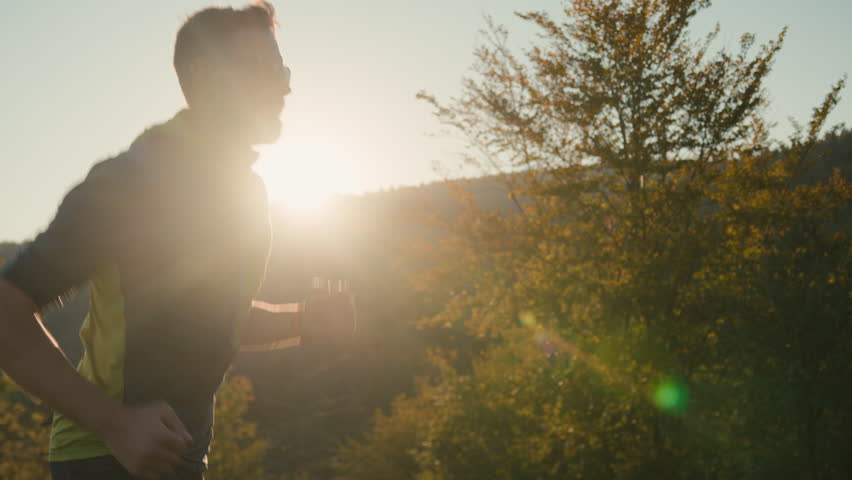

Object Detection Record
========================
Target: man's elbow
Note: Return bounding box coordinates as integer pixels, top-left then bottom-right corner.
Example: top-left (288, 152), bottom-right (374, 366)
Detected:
top-left (0, 279), bottom-right (40, 327)
top-left (0, 279), bottom-right (48, 366)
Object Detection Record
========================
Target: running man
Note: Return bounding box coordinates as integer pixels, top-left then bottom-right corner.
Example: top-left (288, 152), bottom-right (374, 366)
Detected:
top-left (0, 2), bottom-right (348, 479)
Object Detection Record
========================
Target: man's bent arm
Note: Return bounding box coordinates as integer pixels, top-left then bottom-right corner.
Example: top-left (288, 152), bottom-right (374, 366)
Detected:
top-left (0, 279), bottom-right (123, 440)
top-left (0, 123), bottom-right (194, 478)
top-left (239, 300), bottom-right (303, 351)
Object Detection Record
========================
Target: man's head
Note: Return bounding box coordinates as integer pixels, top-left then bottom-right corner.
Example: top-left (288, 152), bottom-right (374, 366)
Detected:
top-left (174, 1), bottom-right (290, 145)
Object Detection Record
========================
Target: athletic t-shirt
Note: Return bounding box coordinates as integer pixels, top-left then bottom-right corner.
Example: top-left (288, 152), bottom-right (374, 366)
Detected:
top-left (0, 110), bottom-right (272, 470)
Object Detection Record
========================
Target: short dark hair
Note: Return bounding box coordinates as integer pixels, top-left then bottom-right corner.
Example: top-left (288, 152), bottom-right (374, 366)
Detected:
top-left (174, 1), bottom-right (277, 103)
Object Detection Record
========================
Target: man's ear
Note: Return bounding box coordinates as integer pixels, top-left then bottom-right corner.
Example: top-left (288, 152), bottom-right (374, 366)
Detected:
top-left (183, 58), bottom-right (215, 105)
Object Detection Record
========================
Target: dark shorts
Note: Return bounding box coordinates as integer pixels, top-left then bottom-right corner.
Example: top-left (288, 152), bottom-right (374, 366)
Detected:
top-left (50, 455), bottom-right (204, 480)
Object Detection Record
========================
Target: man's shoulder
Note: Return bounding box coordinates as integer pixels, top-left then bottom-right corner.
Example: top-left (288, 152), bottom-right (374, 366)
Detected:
top-left (85, 151), bottom-right (139, 182)
top-left (85, 115), bottom-right (183, 183)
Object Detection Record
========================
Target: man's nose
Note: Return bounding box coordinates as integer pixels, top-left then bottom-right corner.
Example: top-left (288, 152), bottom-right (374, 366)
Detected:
top-left (280, 65), bottom-right (292, 96)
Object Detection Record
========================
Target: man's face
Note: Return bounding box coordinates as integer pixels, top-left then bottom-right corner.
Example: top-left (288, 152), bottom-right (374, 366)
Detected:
top-left (202, 27), bottom-right (290, 145)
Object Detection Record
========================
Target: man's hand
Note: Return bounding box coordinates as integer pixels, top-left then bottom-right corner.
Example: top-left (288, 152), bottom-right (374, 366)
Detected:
top-left (301, 292), bottom-right (357, 345)
top-left (105, 402), bottom-right (193, 480)
top-left (0, 280), bottom-right (194, 479)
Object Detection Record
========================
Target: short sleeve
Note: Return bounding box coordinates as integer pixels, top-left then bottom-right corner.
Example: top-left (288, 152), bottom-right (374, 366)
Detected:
top-left (1, 159), bottom-right (132, 309)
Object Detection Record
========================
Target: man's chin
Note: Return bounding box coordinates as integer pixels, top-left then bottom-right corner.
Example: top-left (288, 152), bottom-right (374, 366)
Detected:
top-left (245, 117), bottom-right (282, 146)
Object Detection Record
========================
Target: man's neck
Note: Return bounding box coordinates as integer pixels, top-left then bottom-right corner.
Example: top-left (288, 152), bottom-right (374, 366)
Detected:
top-left (182, 108), bottom-right (246, 146)
top-left (177, 108), bottom-right (259, 166)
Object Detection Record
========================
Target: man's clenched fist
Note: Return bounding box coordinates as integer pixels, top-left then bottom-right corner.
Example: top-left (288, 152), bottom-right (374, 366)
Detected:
top-left (302, 292), bottom-right (357, 345)
top-left (104, 402), bottom-right (193, 480)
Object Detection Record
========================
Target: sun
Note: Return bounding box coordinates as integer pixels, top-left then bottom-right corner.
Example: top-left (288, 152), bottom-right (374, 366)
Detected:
top-left (253, 136), bottom-right (352, 216)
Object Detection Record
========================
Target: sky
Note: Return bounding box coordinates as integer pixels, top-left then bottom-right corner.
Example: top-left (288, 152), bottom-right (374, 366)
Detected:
top-left (1, 0), bottom-right (850, 242)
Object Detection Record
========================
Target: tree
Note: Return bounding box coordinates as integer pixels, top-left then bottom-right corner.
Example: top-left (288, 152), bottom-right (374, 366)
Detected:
top-left (208, 370), bottom-right (273, 480)
top-left (342, 0), bottom-right (849, 478)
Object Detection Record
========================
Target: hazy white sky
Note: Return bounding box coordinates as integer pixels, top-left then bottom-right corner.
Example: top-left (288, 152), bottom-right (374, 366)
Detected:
top-left (1, 0), bottom-right (850, 242)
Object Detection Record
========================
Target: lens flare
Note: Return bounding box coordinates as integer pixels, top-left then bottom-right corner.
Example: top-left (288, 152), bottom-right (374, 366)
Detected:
top-left (518, 313), bottom-right (692, 415)
top-left (653, 379), bottom-right (690, 414)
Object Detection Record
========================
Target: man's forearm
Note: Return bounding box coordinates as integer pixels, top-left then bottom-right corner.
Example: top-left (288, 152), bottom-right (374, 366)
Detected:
top-left (239, 301), bottom-right (303, 351)
top-left (0, 280), bottom-right (123, 441)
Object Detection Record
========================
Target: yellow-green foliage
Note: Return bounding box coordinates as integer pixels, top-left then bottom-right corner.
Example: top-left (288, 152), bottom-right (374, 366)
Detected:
top-left (338, 388), bottom-right (431, 480)
top-left (208, 371), bottom-right (271, 480)
top-left (0, 376), bottom-right (50, 480)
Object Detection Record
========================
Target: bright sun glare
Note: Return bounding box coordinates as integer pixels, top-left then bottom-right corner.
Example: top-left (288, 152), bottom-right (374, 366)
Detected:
top-left (253, 137), bottom-right (353, 216)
